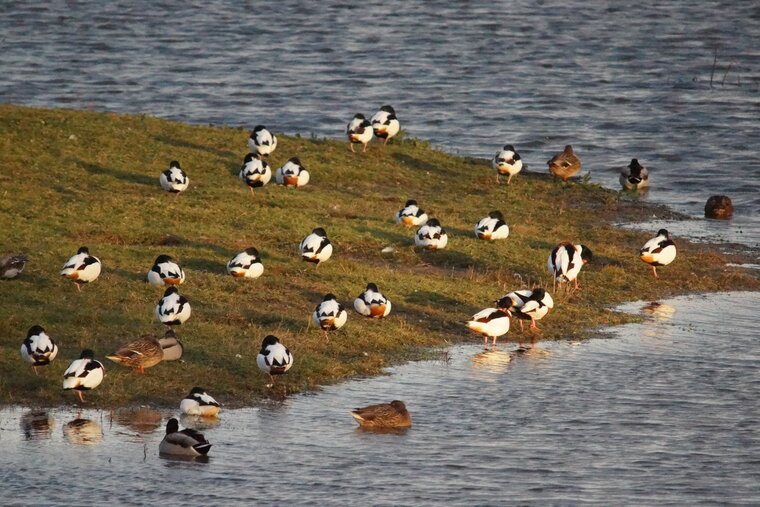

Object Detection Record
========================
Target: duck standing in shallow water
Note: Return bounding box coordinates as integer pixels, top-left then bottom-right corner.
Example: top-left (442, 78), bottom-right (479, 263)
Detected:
top-left (474, 210), bottom-right (510, 240)
top-left (495, 288), bottom-right (554, 332)
top-left (256, 335), bottom-right (293, 385)
top-left (640, 229), bottom-right (677, 278)
top-left (466, 308), bottom-right (511, 349)
top-left (548, 243), bottom-right (592, 290)
top-left (60, 246), bottom-right (101, 291)
top-left (354, 283), bottom-right (392, 318)
top-left (63, 349), bottom-right (105, 403)
top-left (159, 418), bottom-right (212, 457)
top-left (350, 400), bottom-right (412, 429)
top-left (619, 158), bottom-right (649, 190)
top-left (106, 336), bottom-right (163, 373)
top-left (300, 228), bottom-right (333, 266)
top-left (227, 247), bottom-right (264, 279)
top-left (275, 157), bottom-right (310, 187)
top-left (313, 294), bottom-right (347, 340)
top-left (370, 105), bottom-right (400, 146)
top-left (239, 153), bottom-right (272, 194)
top-left (395, 199), bottom-right (428, 227)
top-left (159, 160), bottom-right (189, 197)
top-left (1, 254), bottom-right (28, 279)
top-left (415, 218), bottom-right (448, 250)
top-left (347, 113), bottom-right (373, 153)
top-left (492, 145), bottom-right (523, 185)
top-left (247, 125), bottom-right (277, 157)
top-left (156, 286), bottom-right (191, 328)
top-left (547, 145), bottom-right (581, 181)
top-left (180, 387), bottom-right (221, 417)
top-left (148, 255), bottom-right (185, 286)
top-left (20, 325), bottom-right (58, 375)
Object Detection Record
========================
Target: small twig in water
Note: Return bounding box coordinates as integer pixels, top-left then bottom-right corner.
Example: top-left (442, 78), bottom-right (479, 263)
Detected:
top-left (710, 48), bottom-right (718, 89)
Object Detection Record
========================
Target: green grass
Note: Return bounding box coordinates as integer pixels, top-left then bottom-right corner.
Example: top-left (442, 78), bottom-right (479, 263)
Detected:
top-left (1, 105), bottom-right (758, 408)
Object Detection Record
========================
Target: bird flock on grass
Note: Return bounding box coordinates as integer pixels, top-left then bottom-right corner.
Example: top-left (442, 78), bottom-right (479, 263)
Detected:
top-left (4, 104), bottom-right (683, 455)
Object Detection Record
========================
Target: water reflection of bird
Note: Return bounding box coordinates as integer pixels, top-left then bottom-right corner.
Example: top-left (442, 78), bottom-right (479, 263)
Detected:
top-left (641, 301), bottom-right (676, 322)
top-left (350, 400), bottom-right (411, 429)
top-left (63, 417), bottom-right (103, 445)
top-left (20, 410), bottom-right (54, 440)
top-left (470, 350), bottom-right (512, 374)
top-left (110, 408), bottom-right (162, 434)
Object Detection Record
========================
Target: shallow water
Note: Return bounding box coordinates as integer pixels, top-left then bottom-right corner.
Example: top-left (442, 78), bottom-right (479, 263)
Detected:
top-left (3, 292), bottom-right (759, 505)
top-left (1, 1), bottom-right (759, 245)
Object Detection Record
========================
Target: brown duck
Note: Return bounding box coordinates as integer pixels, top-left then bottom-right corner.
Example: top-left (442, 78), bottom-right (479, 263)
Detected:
top-left (106, 336), bottom-right (163, 373)
top-left (350, 400), bottom-right (412, 429)
top-left (547, 145), bottom-right (581, 181)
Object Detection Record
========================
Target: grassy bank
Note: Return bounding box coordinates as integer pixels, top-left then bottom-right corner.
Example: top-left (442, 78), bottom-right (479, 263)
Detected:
top-left (1, 105), bottom-right (757, 408)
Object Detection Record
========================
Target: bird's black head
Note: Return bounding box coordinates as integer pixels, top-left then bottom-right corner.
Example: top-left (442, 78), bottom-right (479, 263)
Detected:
top-left (380, 105), bottom-right (395, 114)
top-left (494, 296), bottom-right (513, 311)
top-left (580, 245), bottom-right (593, 262)
top-left (503, 144), bottom-right (515, 152)
top-left (163, 286), bottom-right (179, 297)
top-left (243, 153), bottom-right (255, 163)
top-left (189, 386), bottom-right (206, 395)
top-left (77, 246), bottom-right (90, 255)
top-left (354, 113), bottom-right (366, 120)
top-left (155, 254), bottom-right (173, 264)
top-left (366, 282), bottom-right (379, 292)
top-left (261, 335), bottom-right (280, 347)
top-left (170, 160), bottom-right (181, 168)
top-left (657, 229), bottom-right (669, 237)
top-left (488, 210), bottom-right (504, 220)
top-left (405, 199), bottom-right (417, 207)
top-left (288, 157), bottom-right (302, 166)
top-left (427, 218), bottom-right (441, 227)
top-left (323, 293), bottom-right (337, 302)
top-left (312, 227), bottom-right (327, 237)
top-left (244, 247), bottom-right (259, 257)
top-left (252, 125), bottom-right (267, 134)
top-left (166, 418), bottom-right (179, 434)
top-left (27, 325), bottom-right (46, 337)
top-left (80, 349), bottom-right (95, 359)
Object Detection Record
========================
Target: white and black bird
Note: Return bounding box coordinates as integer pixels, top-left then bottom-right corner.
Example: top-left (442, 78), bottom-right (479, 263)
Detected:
top-left (159, 160), bottom-right (189, 196)
top-left (148, 254), bottom-right (185, 286)
top-left (156, 286), bottom-right (191, 328)
top-left (640, 229), bottom-right (677, 278)
top-left (239, 153), bottom-right (272, 194)
top-left (548, 243), bottom-right (593, 290)
top-left (466, 308), bottom-right (511, 349)
top-left (159, 418), bottom-right (212, 457)
top-left (227, 247), bottom-right (264, 279)
top-left (474, 210), bottom-right (510, 240)
top-left (312, 294), bottom-right (347, 340)
top-left (247, 125), bottom-right (278, 157)
top-left (370, 105), bottom-right (400, 145)
top-left (620, 158), bottom-right (650, 190)
top-left (415, 218), bottom-right (448, 250)
top-left (1, 254), bottom-right (28, 279)
top-left (63, 349), bottom-right (105, 403)
top-left (60, 246), bottom-right (101, 291)
top-left (492, 145), bottom-right (523, 185)
top-left (159, 329), bottom-right (184, 361)
top-left (495, 288), bottom-right (554, 332)
top-left (256, 335), bottom-right (293, 384)
top-left (354, 283), bottom-right (392, 318)
top-left (395, 199), bottom-right (428, 227)
top-left (20, 325), bottom-right (59, 375)
top-left (300, 227), bottom-right (333, 266)
top-left (180, 387), bottom-right (221, 417)
top-left (275, 157), bottom-right (310, 187)
top-left (347, 113), bottom-right (373, 153)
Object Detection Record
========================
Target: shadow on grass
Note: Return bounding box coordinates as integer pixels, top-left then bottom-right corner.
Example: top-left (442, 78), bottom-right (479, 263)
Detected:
top-left (414, 248), bottom-right (476, 270)
top-left (104, 266), bottom-right (145, 283)
top-left (242, 308), bottom-right (307, 332)
top-left (78, 160), bottom-right (154, 186)
top-left (183, 257), bottom-right (224, 276)
top-left (154, 134), bottom-right (238, 159)
top-left (365, 227), bottom-right (414, 247)
top-left (392, 153), bottom-right (457, 178)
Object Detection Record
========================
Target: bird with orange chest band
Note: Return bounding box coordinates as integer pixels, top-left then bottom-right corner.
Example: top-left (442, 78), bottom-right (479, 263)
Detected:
top-left (347, 113), bottom-right (373, 153)
top-left (275, 157), bottom-right (310, 187)
top-left (227, 247), bottom-right (264, 279)
top-left (548, 243), bottom-right (592, 290)
top-left (354, 283), bottom-right (392, 318)
top-left (370, 105), bottom-right (400, 145)
top-left (639, 229), bottom-right (677, 278)
top-left (60, 246), bottom-right (101, 291)
top-left (492, 144), bottom-right (523, 185)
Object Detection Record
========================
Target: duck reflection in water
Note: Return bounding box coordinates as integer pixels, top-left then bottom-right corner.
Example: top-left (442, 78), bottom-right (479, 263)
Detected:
top-left (20, 410), bottom-right (55, 441)
top-left (63, 416), bottom-right (103, 446)
top-left (640, 301), bottom-right (676, 339)
top-left (470, 350), bottom-right (512, 374)
top-left (109, 408), bottom-right (162, 434)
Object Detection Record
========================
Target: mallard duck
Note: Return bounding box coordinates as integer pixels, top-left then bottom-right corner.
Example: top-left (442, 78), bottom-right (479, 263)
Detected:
top-left (548, 243), bottom-right (592, 290)
top-left (370, 105), bottom-right (400, 145)
top-left (1, 254), bottom-right (28, 279)
top-left (353, 282), bottom-right (392, 318)
top-left (106, 336), bottom-right (163, 373)
top-left (275, 157), bottom-right (310, 187)
top-left (159, 160), bottom-right (189, 196)
top-left (474, 210), bottom-right (510, 240)
top-left (60, 246), bottom-right (101, 291)
top-left (20, 325), bottom-right (59, 375)
top-left (300, 227), bottom-right (333, 266)
top-left (350, 400), bottom-right (412, 429)
top-left (239, 153), bottom-right (272, 194)
top-left (547, 145), bottom-right (581, 181)
top-left (640, 229), bottom-right (677, 278)
top-left (312, 294), bottom-right (347, 340)
top-left (705, 195), bottom-right (734, 219)
top-left (156, 286), bottom-right (191, 328)
top-left (395, 199), bottom-right (428, 227)
top-left (415, 218), bottom-right (448, 249)
top-left (492, 145), bottom-right (523, 184)
top-left (63, 349), bottom-right (105, 403)
top-left (180, 387), bottom-right (221, 417)
top-left (158, 329), bottom-right (184, 361)
top-left (619, 158), bottom-right (649, 190)
top-left (347, 113), bottom-right (373, 153)
top-left (147, 254), bottom-right (185, 286)
top-left (159, 418), bottom-right (212, 456)
top-left (247, 125), bottom-right (277, 157)
top-left (467, 308), bottom-right (511, 348)
top-left (227, 247), bottom-right (264, 279)
top-left (256, 335), bottom-right (293, 384)
top-left (495, 288), bottom-right (554, 332)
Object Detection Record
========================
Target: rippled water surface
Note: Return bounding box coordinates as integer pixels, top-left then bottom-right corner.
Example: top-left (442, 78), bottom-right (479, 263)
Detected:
top-left (1, 1), bottom-right (759, 244)
top-left (3, 292), bottom-right (759, 505)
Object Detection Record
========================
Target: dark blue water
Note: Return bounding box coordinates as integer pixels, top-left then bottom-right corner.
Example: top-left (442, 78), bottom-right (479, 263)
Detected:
top-left (1, 1), bottom-right (758, 244)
